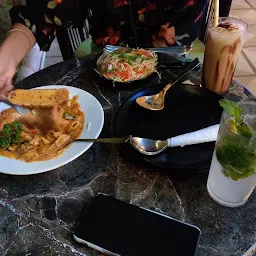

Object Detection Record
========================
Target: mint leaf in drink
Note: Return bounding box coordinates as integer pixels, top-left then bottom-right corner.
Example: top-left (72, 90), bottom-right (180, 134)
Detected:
top-left (216, 100), bottom-right (256, 180)
top-left (216, 135), bottom-right (256, 181)
top-left (251, 121), bottom-right (256, 131)
top-left (236, 123), bottom-right (254, 139)
top-left (219, 99), bottom-right (242, 124)
top-left (219, 99), bottom-right (254, 139)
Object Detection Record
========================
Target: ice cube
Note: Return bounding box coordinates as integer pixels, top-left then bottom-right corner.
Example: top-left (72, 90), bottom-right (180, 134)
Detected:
top-left (244, 115), bottom-right (256, 133)
top-left (239, 101), bottom-right (256, 116)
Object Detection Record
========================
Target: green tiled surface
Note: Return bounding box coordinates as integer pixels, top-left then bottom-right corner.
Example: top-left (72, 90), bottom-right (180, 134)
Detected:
top-left (188, 39), bottom-right (205, 64)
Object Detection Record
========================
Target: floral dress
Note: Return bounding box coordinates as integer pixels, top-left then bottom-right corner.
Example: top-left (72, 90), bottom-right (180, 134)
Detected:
top-left (10, 0), bottom-right (208, 52)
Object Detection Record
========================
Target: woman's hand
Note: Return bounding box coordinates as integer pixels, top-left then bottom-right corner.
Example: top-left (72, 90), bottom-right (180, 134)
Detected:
top-left (152, 23), bottom-right (176, 47)
top-left (0, 23), bottom-right (36, 99)
top-left (0, 49), bottom-right (16, 99)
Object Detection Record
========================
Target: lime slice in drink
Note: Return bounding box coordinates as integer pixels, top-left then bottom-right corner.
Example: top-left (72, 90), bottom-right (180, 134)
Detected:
top-left (227, 118), bottom-right (237, 134)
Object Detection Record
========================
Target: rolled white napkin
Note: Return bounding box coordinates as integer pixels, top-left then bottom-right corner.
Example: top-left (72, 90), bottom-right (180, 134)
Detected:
top-left (168, 124), bottom-right (220, 147)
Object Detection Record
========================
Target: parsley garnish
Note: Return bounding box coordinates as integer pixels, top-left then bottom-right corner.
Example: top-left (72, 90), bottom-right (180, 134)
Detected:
top-left (110, 50), bottom-right (150, 66)
top-left (0, 122), bottom-right (23, 149)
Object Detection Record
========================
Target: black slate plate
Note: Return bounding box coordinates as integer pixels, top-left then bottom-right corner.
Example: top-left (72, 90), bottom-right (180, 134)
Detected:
top-left (114, 83), bottom-right (223, 172)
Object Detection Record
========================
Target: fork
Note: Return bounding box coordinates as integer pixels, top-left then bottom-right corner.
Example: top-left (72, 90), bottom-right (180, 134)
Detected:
top-left (1, 100), bottom-right (32, 116)
top-left (104, 44), bottom-right (192, 55)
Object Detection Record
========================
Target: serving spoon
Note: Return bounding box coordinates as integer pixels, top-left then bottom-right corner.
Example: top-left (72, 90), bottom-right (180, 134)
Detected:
top-left (75, 124), bottom-right (219, 156)
top-left (135, 58), bottom-right (200, 111)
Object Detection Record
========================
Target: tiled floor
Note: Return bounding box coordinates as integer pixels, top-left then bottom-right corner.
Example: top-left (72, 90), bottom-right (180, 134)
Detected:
top-left (43, 0), bottom-right (256, 95)
top-left (44, 38), bottom-right (63, 68)
top-left (230, 0), bottom-right (256, 95)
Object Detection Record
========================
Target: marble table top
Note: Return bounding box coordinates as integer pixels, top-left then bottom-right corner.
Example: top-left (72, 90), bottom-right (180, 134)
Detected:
top-left (0, 55), bottom-right (255, 256)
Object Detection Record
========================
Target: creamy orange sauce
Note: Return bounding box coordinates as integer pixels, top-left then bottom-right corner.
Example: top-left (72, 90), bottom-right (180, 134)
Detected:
top-left (0, 96), bottom-right (84, 162)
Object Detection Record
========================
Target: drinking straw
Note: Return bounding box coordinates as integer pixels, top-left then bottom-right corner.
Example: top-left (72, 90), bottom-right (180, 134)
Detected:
top-left (214, 0), bottom-right (219, 28)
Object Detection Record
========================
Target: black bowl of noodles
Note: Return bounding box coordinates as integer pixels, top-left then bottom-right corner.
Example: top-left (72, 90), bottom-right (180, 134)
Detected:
top-left (95, 48), bottom-right (195, 90)
top-left (95, 48), bottom-right (161, 88)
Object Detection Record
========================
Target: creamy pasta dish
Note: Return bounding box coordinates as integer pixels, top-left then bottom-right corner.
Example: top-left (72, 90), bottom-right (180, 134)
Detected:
top-left (0, 95), bottom-right (84, 162)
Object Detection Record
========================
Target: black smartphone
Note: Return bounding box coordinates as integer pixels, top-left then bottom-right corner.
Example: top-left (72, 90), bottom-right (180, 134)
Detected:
top-left (74, 194), bottom-right (201, 256)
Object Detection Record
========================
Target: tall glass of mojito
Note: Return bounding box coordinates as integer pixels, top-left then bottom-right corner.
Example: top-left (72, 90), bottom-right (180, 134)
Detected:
top-left (207, 100), bottom-right (256, 207)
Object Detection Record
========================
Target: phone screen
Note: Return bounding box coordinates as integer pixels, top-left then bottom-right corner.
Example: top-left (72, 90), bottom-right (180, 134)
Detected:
top-left (74, 194), bottom-right (200, 256)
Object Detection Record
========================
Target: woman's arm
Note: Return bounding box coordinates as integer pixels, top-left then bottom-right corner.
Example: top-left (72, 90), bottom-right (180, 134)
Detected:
top-left (1, 23), bottom-right (36, 66)
top-left (0, 23), bottom-right (36, 99)
top-left (0, 0), bottom-right (58, 99)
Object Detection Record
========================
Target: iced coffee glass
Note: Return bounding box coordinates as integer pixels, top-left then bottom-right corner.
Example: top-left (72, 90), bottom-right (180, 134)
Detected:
top-left (207, 102), bottom-right (256, 207)
top-left (202, 17), bottom-right (248, 93)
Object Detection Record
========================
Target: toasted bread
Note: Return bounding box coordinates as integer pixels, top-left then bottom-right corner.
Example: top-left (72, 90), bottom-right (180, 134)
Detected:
top-left (7, 89), bottom-right (69, 108)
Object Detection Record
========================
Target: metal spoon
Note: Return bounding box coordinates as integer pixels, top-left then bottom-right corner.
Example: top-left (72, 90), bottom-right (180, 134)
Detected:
top-left (135, 58), bottom-right (200, 111)
top-left (75, 124), bottom-right (219, 155)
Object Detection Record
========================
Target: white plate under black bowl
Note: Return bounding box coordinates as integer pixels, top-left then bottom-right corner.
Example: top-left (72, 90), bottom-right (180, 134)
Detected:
top-left (114, 83), bottom-right (223, 173)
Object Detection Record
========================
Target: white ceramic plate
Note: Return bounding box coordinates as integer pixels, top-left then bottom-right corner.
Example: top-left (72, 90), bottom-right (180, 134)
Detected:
top-left (0, 85), bottom-right (104, 175)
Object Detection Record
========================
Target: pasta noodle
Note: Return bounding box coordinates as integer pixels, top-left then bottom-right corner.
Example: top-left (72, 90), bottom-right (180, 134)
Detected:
top-left (97, 48), bottom-right (159, 83)
top-left (41, 137), bottom-right (50, 145)
top-left (68, 121), bottom-right (80, 131)
top-left (48, 130), bottom-right (56, 138)
top-left (54, 134), bottom-right (71, 148)
top-left (48, 134), bottom-right (71, 152)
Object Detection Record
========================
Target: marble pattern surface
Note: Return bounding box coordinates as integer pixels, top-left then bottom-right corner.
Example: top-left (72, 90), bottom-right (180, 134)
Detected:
top-left (0, 56), bottom-right (255, 256)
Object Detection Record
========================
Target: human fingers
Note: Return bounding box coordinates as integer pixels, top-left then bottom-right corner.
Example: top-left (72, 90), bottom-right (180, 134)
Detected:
top-left (0, 78), bottom-right (13, 99)
top-left (0, 77), bottom-right (8, 99)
